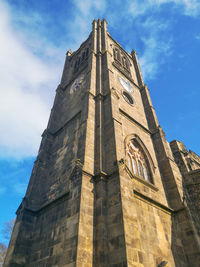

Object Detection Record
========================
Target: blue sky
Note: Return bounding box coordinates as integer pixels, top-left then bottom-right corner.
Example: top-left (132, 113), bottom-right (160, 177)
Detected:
top-left (0, 0), bottom-right (200, 245)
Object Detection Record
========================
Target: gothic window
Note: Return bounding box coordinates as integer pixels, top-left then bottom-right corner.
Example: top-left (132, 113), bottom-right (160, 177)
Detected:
top-left (127, 140), bottom-right (152, 182)
top-left (187, 163), bottom-right (192, 171)
top-left (143, 164), bottom-right (148, 181)
top-left (113, 48), bottom-right (116, 60)
top-left (85, 48), bottom-right (89, 58)
top-left (122, 56), bottom-right (130, 71)
top-left (74, 60), bottom-right (79, 72)
top-left (138, 161), bottom-right (143, 177)
top-left (113, 48), bottom-right (121, 62)
top-left (81, 52), bottom-right (85, 61)
top-left (74, 57), bottom-right (81, 72)
top-left (74, 48), bottom-right (89, 73)
top-left (131, 156), bottom-right (137, 174)
top-left (128, 153), bottom-right (132, 170)
top-left (113, 46), bottom-right (131, 77)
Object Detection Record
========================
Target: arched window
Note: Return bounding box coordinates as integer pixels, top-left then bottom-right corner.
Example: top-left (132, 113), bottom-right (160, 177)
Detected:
top-left (85, 48), bottom-right (89, 58)
top-left (128, 153), bottom-right (132, 171)
top-left (113, 48), bottom-right (117, 60)
top-left (143, 164), bottom-right (148, 181)
top-left (81, 52), bottom-right (85, 61)
top-left (127, 140), bottom-right (152, 182)
top-left (74, 60), bottom-right (79, 72)
top-left (131, 157), bottom-right (137, 174)
top-left (122, 56), bottom-right (129, 70)
top-left (74, 48), bottom-right (89, 73)
top-left (138, 161), bottom-right (143, 177)
top-left (113, 48), bottom-right (121, 62)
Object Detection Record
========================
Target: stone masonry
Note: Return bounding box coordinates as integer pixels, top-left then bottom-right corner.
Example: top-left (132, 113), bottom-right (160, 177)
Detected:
top-left (4, 19), bottom-right (200, 267)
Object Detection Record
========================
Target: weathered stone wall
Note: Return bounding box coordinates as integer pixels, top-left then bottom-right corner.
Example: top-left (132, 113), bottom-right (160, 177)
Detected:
top-left (185, 170), bottom-right (200, 217)
top-left (170, 140), bottom-right (200, 256)
top-left (4, 19), bottom-right (200, 267)
top-left (119, 166), bottom-right (176, 266)
top-left (26, 167), bottom-right (81, 267)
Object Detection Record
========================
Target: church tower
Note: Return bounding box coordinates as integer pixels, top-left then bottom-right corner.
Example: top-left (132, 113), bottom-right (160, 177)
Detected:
top-left (4, 19), bottom-right (200, 267)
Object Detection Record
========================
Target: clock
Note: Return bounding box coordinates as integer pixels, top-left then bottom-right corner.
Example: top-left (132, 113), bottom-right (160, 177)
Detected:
top-left (122, 91), bottom-right (134, 105)
top-left (70, 74), bottom-right (85, 94)
top-left (119, 76), bottom-right (133, 93)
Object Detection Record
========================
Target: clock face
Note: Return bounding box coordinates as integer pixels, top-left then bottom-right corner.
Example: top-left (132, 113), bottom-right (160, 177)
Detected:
top-left (122, 91), bottom-right (134, 105)
top-left (70, 74), bottom-right (85, 94)
top-left (119, 76), bottom-right (133, 93)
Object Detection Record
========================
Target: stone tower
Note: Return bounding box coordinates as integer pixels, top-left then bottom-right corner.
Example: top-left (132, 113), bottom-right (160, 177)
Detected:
top-left (4, 19), bottom-right (200, 267)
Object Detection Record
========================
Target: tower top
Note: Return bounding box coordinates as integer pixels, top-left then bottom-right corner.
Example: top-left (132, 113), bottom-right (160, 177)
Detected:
top-left (92, 18), bottom-right (107, 24)
top-left (4, 18), bottom-right (200, 267)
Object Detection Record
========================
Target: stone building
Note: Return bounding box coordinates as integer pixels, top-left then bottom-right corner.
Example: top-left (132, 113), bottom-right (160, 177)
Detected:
top-left (4, 19), bottom-right (200, 267)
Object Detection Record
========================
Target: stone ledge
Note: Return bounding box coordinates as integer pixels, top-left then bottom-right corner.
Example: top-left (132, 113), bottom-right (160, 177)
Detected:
top-left (125, 164), bottom-right (158, 192)
top-left (133, 190), bottom-right (173, 215)
top-left (22, 191), bottom-right (70, 216)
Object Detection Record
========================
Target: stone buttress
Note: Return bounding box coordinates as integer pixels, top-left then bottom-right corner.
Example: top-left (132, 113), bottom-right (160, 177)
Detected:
top-left (4, 19), bottom-right (200, 267)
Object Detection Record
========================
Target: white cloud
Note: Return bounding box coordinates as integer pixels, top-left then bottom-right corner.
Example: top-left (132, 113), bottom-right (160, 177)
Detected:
top-left (73, 0), bottom-right (106, 16)
top-left (128, 0), bottom-right (150, 17)
top-left (127, 0), bottom-right (200, 17)
top-left (139, 36), bottom-right (171, 80)
top-left (137, 18), bottom-right (172, 79)
top-left (66, 0), bottom-right (107, 50)
top-left (0, 1), bottom-right (62, 159)
top-left (12, 182), bottom-right (27, 196)
top-left (195, 34), bottom-right (200, 40)
top-left (0, 0), bottom-right (108, 159)
top-left (0, 0), bottom-right (199, 160)
top-left (109, 0), bottom-right (200, 78)
top-left (177, 0), bottom-right (200, 16)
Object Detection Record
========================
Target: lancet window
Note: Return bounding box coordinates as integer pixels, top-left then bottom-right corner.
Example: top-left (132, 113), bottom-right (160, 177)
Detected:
top-left (122, 56), bottom-right (130, 71)
top-left (74, 47), bottom-right (89, 73)
top-left (85, 48), bottom-right (89, 58)
top-left (113, 48), bottom-right (121, 62)
top-left (113, 46), bottom-right (131, 74)
top-left (81, 51), bottom-right (85, 62)
top-left (127, 140), bottom-right (151, 182)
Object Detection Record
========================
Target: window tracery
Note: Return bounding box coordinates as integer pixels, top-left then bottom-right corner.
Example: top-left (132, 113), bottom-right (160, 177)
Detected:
top-left (122, 56), bottom-right (129, 70)
top-left (127, 140), bottom-right (152, 182)
top-left (113, 48), bottom-right (121, 62)
top-left (113, 46), bottom-right (131, 75)
top-left (74, 47), bottom-right (89, 73)
top-left (81, 52), bottom-right (85, 61)
top-left (85, 48), bottom-right (89, 58)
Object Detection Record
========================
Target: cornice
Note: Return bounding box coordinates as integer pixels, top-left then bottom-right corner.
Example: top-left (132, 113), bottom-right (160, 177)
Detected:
top-left (133, 190), bottom-right (173, 215)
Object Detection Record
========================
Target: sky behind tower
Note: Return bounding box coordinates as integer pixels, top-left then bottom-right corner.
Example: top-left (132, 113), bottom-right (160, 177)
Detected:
top-left (0, 0), bottom-right (200, 244)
